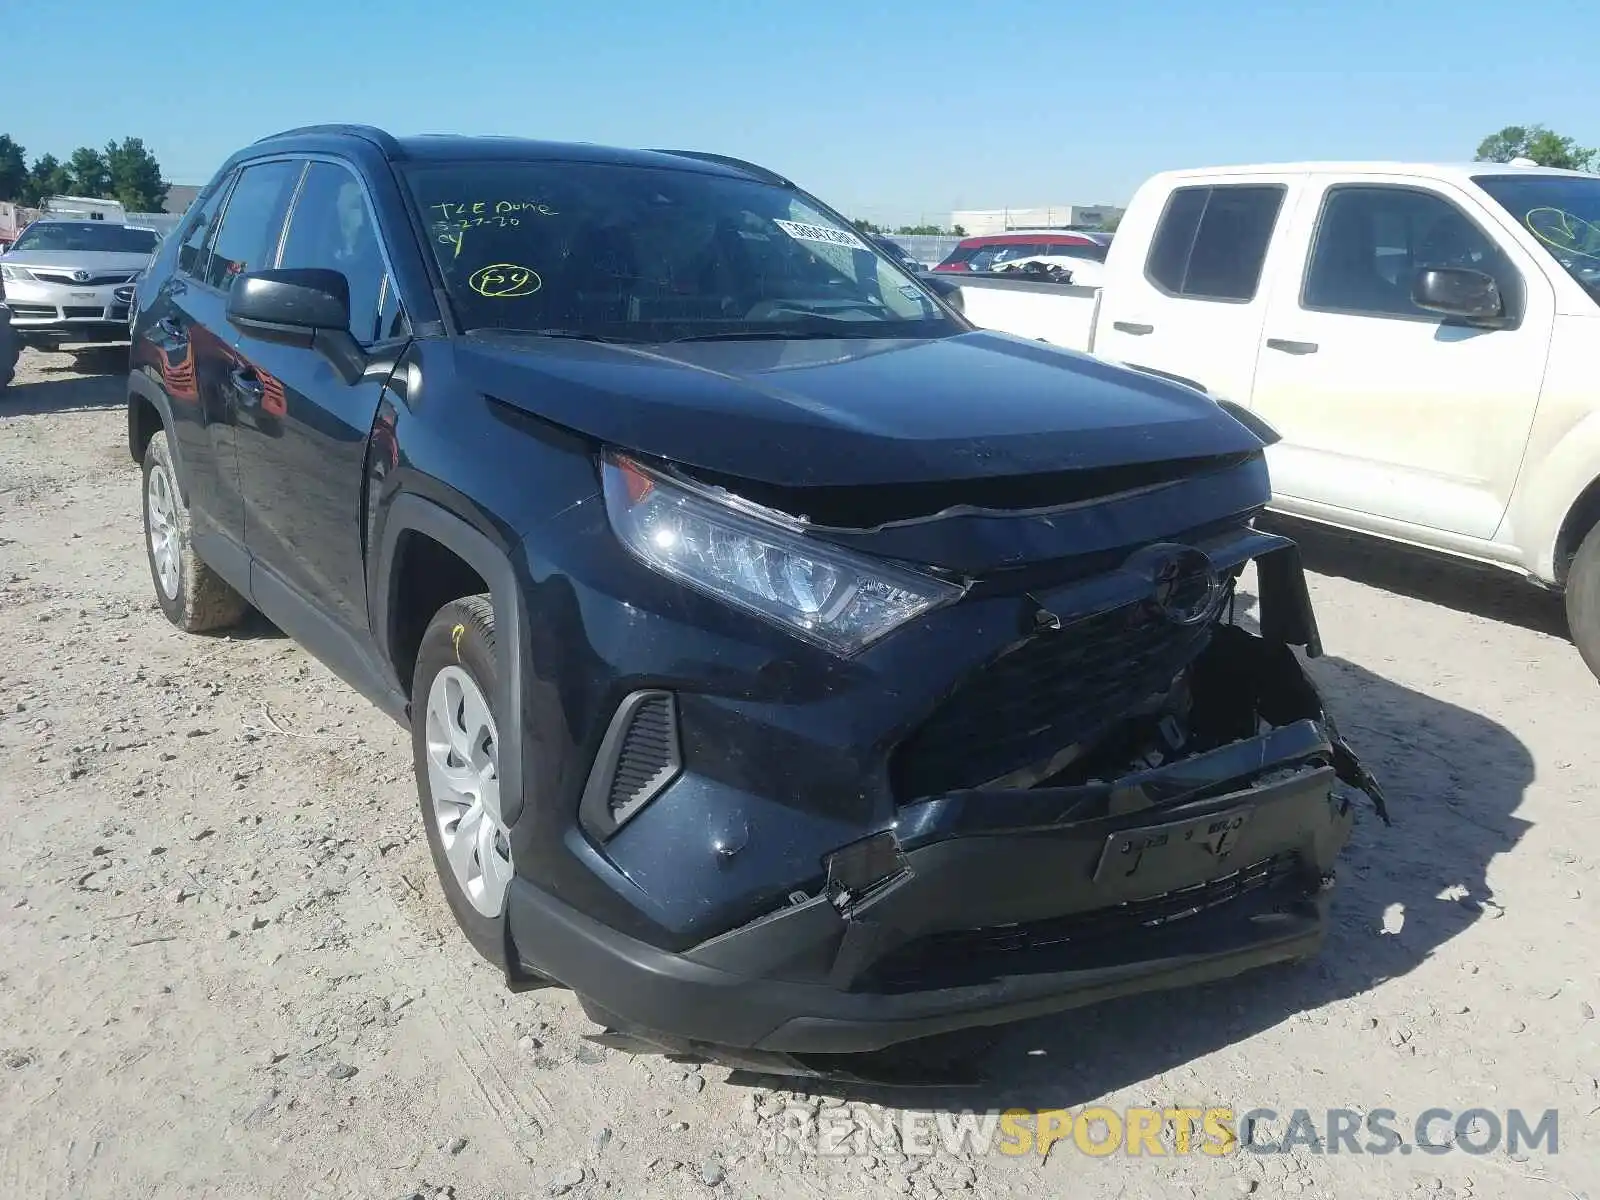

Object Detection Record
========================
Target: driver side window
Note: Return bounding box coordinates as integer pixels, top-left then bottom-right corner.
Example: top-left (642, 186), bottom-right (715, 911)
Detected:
top-left (1303, 186), bottom-right (1512, 319)
top-left (278, 162), bottom-right (394, 345)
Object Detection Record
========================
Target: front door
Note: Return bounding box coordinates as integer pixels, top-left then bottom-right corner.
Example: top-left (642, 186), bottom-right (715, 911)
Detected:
top-left (1247, 179), bottom-right (1554, 541)
top-left (232, 159), bottom-right (409, 639)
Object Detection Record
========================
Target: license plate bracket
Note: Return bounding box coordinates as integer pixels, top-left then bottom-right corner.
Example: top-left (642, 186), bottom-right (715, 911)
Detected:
top-left (1092, 806), bottom-right (1256, 885)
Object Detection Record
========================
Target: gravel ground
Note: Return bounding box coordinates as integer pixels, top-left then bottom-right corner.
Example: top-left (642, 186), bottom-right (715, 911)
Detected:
top-left (2, 347), bottom-right (1596, 1200)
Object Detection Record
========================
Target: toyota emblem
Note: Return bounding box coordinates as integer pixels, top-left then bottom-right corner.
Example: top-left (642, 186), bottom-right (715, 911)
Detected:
top-left (72, 270), bottom-right (91, 283)
top-left (1125, 543), bottom-right (1220, 626)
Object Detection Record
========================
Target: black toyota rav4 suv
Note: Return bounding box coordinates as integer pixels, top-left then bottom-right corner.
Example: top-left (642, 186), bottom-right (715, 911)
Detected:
top-left (127, 125), bottom-right (1383, 1076)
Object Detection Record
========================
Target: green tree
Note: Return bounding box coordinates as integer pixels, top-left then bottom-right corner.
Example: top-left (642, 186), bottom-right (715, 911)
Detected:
top-left (951, 224), bottom-right (967, 237)
top-left (1098, 214), bottom-right (1122, 233)
top-left (851, 217), bottom-right (883, 234)
top-left (1475, 124), bottom-right (1597, 172)
top-left (69, 146), bottom-right (112, 197)
top-left (22, 154), bottom-right (73, 205)
top-left (0, 134), bottom-right (27, 202)
top-left (104, 137), bottom-right (168, 211)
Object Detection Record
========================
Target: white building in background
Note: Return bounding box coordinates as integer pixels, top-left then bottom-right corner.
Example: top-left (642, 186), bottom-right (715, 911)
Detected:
top-left (950, 204), bottom-right (1124, 234)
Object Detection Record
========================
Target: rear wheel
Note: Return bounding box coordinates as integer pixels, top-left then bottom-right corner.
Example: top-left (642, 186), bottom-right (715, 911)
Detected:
top-left (0, 316), bottom-right (17, 394)
top-left (412, 595), bottom-right (518, 965)
top-left (1565, 523), bottom-right (1600, 682)
top-left (141, 431), bottom-right (249, 632)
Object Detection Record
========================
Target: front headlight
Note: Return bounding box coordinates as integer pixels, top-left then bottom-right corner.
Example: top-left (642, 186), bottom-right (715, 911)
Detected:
top-left (602, 451), bottom-right (961, 655)
top-left (0, 264), bottom-right (35, 283)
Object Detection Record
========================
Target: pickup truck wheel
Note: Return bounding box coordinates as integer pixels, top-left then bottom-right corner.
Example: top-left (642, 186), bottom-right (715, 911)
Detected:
top-left (412, 596), bottom-right (516, 965)
top-left (141, 431), bottom-right (249, 632)
top-left (1565, 525), bottom-right (1600, 681)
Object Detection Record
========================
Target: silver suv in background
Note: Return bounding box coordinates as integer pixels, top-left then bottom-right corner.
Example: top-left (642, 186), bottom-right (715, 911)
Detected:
top-left (0, 220), bottom-right (160, 349)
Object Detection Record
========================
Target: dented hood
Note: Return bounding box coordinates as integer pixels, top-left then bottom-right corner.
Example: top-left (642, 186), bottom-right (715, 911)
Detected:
top-left (456, 329), bottom-right (1265, 489)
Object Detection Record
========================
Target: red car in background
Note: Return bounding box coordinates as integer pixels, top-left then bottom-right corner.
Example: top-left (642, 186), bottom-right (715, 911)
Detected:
top-left (932, 231), bottom-right (1110, 274)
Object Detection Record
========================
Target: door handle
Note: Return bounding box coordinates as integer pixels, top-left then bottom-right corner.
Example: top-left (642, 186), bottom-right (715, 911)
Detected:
top-left (229, 366), bottom-right (265, 406)
top-left (1112, 321), bottom-right (1154, 335)
top-left (1266, 338), bottom-right (1319, 355)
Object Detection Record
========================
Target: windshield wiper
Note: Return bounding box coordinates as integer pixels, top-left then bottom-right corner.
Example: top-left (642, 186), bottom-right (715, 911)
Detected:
top-left (668, 326), bottom-right (884, 343)
top-left (480, 328), bottom-right (640, 344)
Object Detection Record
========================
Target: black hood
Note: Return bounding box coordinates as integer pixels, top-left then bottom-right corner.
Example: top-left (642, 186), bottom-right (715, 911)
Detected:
top-left (456, 329), bottom-right (1265, 490)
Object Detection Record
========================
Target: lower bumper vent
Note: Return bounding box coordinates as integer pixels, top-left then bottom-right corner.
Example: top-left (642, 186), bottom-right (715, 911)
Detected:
top-left (579, 690), bottom-right (682, 839)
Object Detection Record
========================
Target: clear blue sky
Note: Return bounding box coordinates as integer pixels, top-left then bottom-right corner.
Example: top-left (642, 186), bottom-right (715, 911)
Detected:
top-left (9, 0), bottom-right (1598, 225)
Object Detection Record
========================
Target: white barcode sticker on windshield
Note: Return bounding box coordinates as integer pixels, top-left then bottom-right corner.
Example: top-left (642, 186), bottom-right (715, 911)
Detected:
top-left (773, 219), bottom-right (867, 250)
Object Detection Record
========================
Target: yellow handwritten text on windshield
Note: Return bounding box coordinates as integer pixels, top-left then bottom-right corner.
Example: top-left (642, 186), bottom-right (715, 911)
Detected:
top-left (429, 201), bottom-right (559, 258)
top-left (1526, 207), bottom-right (1600, 262)
top-left (468, 263), bottom-right (542, 298)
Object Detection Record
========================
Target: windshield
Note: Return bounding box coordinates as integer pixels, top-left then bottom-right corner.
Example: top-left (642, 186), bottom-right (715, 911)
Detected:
top-left (10, 222), bottom-right (159, 254)
top-left (404, 160), bottom-right (959, 341)
top-left (1475, 174), bottom-right (1600, 305)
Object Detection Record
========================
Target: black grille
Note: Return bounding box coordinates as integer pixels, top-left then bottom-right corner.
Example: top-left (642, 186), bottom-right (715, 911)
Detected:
top-left (869, 852), bottom-right (1301, 990)
top-left (608, 693), bottom-right (679, 820)
top-left (9, 303), bottom-right (55, 317)
top-left (32, 271), bottom-right (135, 286)
top-left (63, 306), bottom-right (104, 318)
top-left (893, 601), bottom-right (1213, 797)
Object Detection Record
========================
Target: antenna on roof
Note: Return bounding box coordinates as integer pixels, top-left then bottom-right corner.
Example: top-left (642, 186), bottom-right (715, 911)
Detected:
top-left (1508, 156), bottom-right (1540, 167)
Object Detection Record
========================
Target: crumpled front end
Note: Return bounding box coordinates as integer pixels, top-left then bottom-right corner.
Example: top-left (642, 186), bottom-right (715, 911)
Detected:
top-left (508, 534), bottom-right (1386, 1077)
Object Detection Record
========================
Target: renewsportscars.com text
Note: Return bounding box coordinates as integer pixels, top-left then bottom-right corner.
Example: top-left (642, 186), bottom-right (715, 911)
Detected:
top-left (762, 1105), bottom-right (1560, 1159)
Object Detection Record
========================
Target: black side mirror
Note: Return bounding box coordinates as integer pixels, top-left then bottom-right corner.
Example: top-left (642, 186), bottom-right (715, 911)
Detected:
top-left (227, 268), bottom-right (368, 383)
top-left (1412, 267), bottom-right (1505, 324)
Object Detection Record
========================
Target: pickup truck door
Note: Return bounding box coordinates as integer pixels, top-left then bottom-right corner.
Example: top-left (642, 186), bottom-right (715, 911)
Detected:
top-left (1092, 178), bottom-right (1303, 405)
top-left (1247, 177), bottom-right (1554, 542)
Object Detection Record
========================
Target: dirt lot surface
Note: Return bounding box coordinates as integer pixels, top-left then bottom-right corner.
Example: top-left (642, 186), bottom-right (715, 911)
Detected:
top-left (2, 347), bottom-right (1597, 1200)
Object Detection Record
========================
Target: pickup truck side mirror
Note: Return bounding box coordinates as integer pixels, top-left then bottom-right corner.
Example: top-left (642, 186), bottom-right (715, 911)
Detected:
top-left (227, 268), bottom-right (369, 384)
top-left (1411, 267), bottom-right (1505, 324)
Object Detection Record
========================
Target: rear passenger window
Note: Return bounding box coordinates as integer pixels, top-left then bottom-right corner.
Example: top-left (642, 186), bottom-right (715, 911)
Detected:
top-left (1145, 185), bottom-right (1285, 302)
top-left (176, 177), bottom-right (232, 281)
top-left (204, 160), bottom-right (303, 291)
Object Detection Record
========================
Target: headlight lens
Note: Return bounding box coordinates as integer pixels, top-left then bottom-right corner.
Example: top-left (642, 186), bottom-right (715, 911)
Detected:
top-left (1, 264), bottom-right (34, 283)
top-left (602, 451), bottom-right (961, 655)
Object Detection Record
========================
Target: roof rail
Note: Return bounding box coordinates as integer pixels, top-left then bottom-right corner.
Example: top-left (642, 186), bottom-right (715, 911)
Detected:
top-left (647, 149), bottom-right (792, 188)
top-left (253, 124), bottom-right (403, 156)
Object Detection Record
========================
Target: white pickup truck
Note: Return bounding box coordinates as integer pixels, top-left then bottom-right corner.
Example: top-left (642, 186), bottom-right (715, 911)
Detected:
top-left (949, 161), bottom-right (1600, 676)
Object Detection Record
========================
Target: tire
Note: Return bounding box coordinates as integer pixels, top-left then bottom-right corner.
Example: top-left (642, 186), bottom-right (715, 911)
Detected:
top-left (412, 595), bottom-right (519, 967)
top-left (0, 316), bottom-right (17, 394)
top-left (1566, 523), bottom-right (1600, 682)
top-left (140, 431), bottom-right (249, 632)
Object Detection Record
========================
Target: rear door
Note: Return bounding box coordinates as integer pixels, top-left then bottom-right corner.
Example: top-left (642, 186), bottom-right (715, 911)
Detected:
top-left (1247, 177), bottom-right (1554, 541)
top-left (143, 173), bottom-right (243, 546)
top-left (1093, 178), bottom-right (1300, 405)
top-left (170, 159), bottom-right (304, 553)
top-left (233, 159), bottom-right (409, 639)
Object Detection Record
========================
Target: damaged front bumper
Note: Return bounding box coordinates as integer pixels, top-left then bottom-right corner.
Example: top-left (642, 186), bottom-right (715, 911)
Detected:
top-left (506, 567), bottom-right (1386, 1072)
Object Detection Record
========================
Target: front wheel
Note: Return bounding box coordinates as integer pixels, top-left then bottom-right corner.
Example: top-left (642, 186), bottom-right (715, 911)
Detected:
top-left (1565, 523), bottom-right (1600, 682)
top-left (412, 595), bottom-right (518, 966)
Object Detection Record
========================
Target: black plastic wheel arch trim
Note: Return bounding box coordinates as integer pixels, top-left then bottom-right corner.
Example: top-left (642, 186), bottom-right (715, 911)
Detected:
top-left (372, 492), bottom-right (529, 830)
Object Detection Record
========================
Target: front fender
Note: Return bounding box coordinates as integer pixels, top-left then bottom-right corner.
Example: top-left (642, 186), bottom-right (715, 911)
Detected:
top-left (1503, 406), bottom-right (1600, 583)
